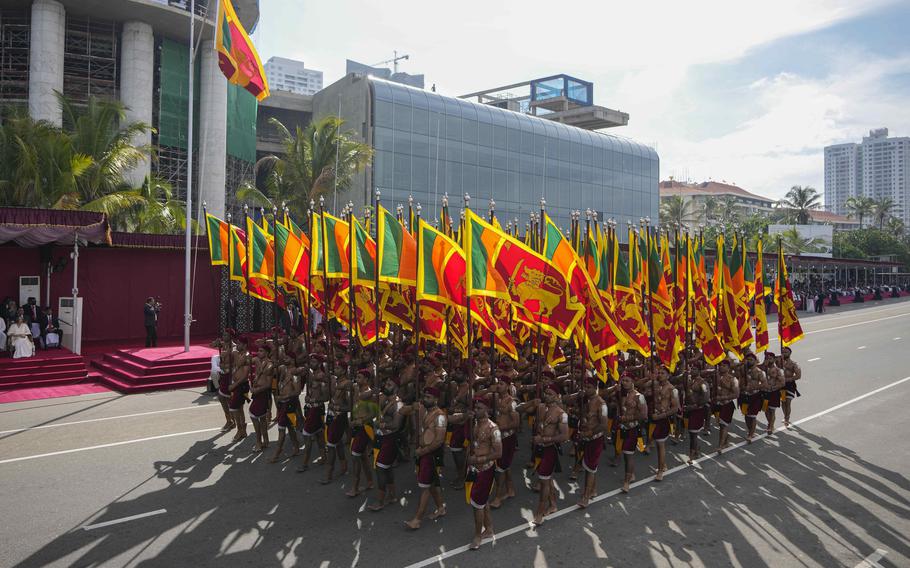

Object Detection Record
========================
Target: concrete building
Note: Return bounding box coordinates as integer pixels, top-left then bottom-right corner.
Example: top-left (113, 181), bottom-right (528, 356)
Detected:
top-left (460, 74), bottom-right (629, 131)
top-left (263, 56), bottom-right (322, 96)
top-left (312, 74), bottom-right (658, 232)
top-left (658, 180), bottom-right (776, 219)
top-left (0, 0), bottom-right (262, 218)
top-left (824, 128), bottom-right (910, 226)
top-left (346, 59), bottom-right (424, 89)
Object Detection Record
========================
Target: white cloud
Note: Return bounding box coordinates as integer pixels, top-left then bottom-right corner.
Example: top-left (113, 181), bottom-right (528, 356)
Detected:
top-left (653, 54), bottom-right (910, 200)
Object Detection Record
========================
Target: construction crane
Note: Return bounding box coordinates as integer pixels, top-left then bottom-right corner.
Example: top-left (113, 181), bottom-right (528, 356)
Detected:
top-left (372, 50), bottom-right (410, 74)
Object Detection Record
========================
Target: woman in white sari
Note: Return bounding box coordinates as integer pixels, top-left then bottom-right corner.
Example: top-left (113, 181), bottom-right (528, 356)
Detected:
top-left (0, 317), bottom-right (7, 352)
top-left (8, 316), bottom-right (35, 359)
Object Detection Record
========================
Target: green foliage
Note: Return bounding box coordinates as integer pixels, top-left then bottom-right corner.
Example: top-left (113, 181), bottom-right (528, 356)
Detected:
top-left (845, 196), bottom-right (875, 228)
top-left (834, 227), bottom-right (910, 267)
top-left (777, 185), bottom-right (821, 225)
top-left (237, 115), bottom-right (373, 219)
top-left (658, 195), bottom-right (699, 228)
top-left (0, 93), bottom-right (188, 234)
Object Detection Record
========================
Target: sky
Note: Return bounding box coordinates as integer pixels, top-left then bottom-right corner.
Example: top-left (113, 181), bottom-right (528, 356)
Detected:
top-left (253, 0), bottom-right (910, 201)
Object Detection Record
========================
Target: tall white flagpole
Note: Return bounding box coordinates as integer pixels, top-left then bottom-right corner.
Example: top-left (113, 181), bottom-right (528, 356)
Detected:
top-left (184, 0), bottom-right (196, 352)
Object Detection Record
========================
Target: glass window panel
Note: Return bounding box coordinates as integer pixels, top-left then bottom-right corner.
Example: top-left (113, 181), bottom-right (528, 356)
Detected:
top-left (462, 140), bottom-right (478, 165)
top-left (493, 125), bottom-right (507, 149)
top-left (445, 115), bottom-right (461, 141)
top-left (463, 163), bottom-right (479, 198)
top-left (409, 89), bottom-right (428, 110)
top-left (463, 116), bottom-right (478, 146)
top-left (445, 137), bottom-right (462, 163)
top-left (392, 129), bottom-right (410, 154)
top-left (412, 107), bottom-right (429, 135)
top-left (508, 128), bottom-right (520, 153)
top-left (373, 81), bottom-right (392, 101)
top-left (411, 133), bottom-right (431, 158)
top-left (520, 127), bottom-right (533, 154)
top-left (393, 153), bottom-right (411, 190)
top-left (445, 160), bottom-right (462, 195)
top-left (478, 166), bottom-right (493, 196)
top-left (393, 104), bottom-right (411, 131)
top-left (412, 156), bottom-right (430, 194)
top-left (374, 126), bottom-right (393, 152)
top-left (478, 121), bottom-right (493, 147)
top-left (427, 93), bottom-right (445, 112)
top-left (374, 100), bottom-right (393, 129)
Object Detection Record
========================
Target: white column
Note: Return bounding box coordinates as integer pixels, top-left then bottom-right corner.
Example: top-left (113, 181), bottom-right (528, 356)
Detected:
top-left (120, 21), bottom-right (155, 188)
top-left (28, 0), bottom-right (65, 126)
top-left (198, 47), bottom-right (227, 217)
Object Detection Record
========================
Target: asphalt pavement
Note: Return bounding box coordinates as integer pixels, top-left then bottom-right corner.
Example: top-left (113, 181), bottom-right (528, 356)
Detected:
top-left (1, 297), bottom-right (908, 568)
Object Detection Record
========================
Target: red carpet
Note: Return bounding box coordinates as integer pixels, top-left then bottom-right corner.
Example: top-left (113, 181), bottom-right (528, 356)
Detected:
top-left (91, 344), bottom-right (216, 394)
top-left (0, 382), bottom-right (111, 404)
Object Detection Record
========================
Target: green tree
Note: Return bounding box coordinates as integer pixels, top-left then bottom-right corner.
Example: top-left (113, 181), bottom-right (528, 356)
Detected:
top-left (777, 185), bottom-right (820, 224)
top-left (778, 226), bottom-right (827, 255)
top-left (886, 216), bottom-right (905, 238)
top-left (873, 197), bottom-right (895, 230)
top-left (80, 176), bottom-right (190, 234)
top-left (845, 196), bottom-right (876, 228)
top-left (659, 195), bottom-right (699, 228)
top-left (237, 116), bottom-right (373, 218)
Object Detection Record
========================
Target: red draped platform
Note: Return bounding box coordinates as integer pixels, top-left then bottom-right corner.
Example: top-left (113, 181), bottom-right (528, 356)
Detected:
top-left (0, 207), bottom-right (222, 401)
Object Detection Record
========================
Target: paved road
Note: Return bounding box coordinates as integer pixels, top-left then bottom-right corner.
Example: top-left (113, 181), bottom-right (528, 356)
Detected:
top-left (1, 298), bottom-right (909, 567)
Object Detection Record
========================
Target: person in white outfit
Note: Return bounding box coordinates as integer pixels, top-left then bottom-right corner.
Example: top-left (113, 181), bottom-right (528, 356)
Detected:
top-left (8, 316), bottom-right (35, 359)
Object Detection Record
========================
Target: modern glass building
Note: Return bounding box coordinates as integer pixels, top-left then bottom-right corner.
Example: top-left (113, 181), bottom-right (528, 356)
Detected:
top-left (313, 76), bottom-right (658, 234)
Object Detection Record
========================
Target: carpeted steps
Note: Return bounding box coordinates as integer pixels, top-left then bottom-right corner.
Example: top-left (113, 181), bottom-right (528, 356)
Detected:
top-left (90, 347), bottom-right (213, 393)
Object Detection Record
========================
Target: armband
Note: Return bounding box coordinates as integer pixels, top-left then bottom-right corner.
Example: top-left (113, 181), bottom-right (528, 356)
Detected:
top-left (560, 413), bottom-right (569, 424)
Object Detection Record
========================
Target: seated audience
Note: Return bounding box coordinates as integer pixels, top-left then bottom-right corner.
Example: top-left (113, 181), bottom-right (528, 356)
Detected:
top-left (8, 315), bottom-right (35, 359)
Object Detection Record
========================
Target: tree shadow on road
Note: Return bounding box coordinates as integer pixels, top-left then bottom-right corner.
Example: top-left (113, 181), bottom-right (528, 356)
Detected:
top-left (11, 421), bottom-right (910, 567)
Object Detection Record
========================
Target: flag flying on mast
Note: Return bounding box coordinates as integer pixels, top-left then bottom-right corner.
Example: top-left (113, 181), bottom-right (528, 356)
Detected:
top-left (754, 238), bottom-right (769, 352)
top-left (647, 229), bottom-right (681, 371)
top-left (377, 205), bottom-right (417, 286)
top-left (690, 233), bottom-right (725, 365)
top-left (205, 213), bottom-right (230, 266)
top-left (214, 0), bottom-right (270, 101)
top-left (774, 241), bottom-right (805, 347)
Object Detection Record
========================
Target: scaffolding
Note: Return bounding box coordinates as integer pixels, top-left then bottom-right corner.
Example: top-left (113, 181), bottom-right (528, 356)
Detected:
top-left (0, 9), bottom-right (30, 104)
top-left (63, 14), bottom-right (118, 103)
top-left (224, 154), bottom-right (255, 221)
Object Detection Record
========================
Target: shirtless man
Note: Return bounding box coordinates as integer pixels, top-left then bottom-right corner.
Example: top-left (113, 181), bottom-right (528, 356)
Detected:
top-left (404, 386), bottom-right (448, 530)
top-left (715, 359), bottom-right (739, 452)
top-left (573, 375), bottom-right (610, 505)
top-left (780, 346), bottom-right (802, 427)
top-left (649, 367), bottom-right (679, 482)
top-left (740, 352), bottom-right (768, 442)
top-left (249, 344), bottom-right (275, 452)
top-left (227, 337), bottom-right (252, 442)
top-left (616, 373), bottom-right (648, 492)
top-left (684, 368), bottom-right (709, 463)
top-left (269, 354), bottom-right (302, 463)
top-left (297, 355), bottom-right (329, 472)
top-left (323, 367), bottom-right (353, 484)
top-left (528, 382), bottom-right (569, 525)
top-left (446, 373), bottom-right (473, 489)
top-left (466, 396), bottom-right (502, 550)
top-left (347, 369), bottom-right (378, 497)
top-left (368, 377), bottom-right (405, 512)
top-left (212, 332), bottom-right (236, 431)
top-left (763, 352), bottom-right (785, 434)
top-left (487, 376), bottom-right (520, 509)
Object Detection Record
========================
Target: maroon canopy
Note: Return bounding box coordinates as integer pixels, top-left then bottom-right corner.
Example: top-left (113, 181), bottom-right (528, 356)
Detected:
top-left (0, 207), bottom-right (111, 247)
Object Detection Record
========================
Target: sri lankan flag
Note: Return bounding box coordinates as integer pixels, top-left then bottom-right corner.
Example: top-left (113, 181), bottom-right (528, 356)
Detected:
top-left (247, 216), bottom-right (277, 302)
top-left (417, 219), bottom-right (466, 308)
top-left (229, 224), bottom-right (275, 302)
top-left (721, 234), bottom-right (753, 357)
top-left (754, 238), bottom-right (769, 352)
top-left (282, 213), bottom-right (311, 294)
top-left (205, 213), bottom-right (230, 266)
top-left (215, 0), bottom-right (269, 101)
top-left (377, 205), bottom-right (417, 286)
top-left (351, 215), bottom-right (376, 286)
top-left (465, 210), bottom-right (583, 340)
top-left (689, 234), bottom-right (725, 365)
top-left (774, 241), bottom-right (804, 347)
top-left (322, 213), bottom-right (350, 279)
top-left (611, 229), bottom-right (650, 358)
top-left (274, 221), bottom-right (306, 292)
top-left (647, 231), bottom-right (680, 371)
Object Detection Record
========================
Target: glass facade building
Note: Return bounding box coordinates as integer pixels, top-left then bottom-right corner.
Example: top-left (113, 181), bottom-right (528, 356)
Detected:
top-left (369, 78), bottom-right (658, 233)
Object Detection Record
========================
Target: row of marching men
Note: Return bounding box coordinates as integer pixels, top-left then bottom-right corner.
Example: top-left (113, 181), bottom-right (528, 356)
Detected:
top-left (209, 323), bottom-right (802, 550)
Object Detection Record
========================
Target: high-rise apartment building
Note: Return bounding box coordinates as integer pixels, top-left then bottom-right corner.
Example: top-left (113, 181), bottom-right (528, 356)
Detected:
top-left (824, 128), bottom-right (910, 226)
top-left (264, 56), bottom-right (323, 96)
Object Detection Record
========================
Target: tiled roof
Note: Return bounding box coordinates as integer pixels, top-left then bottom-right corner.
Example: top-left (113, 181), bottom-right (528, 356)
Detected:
top-left (658, 180), bottom-right (775, 203)
top-left (808, 210), bottom-right (860, 224)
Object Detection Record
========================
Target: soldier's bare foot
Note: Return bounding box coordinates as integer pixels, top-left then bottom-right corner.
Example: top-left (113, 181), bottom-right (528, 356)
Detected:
top-left (345, 487), bottom-right (360, 497)
top-left (428, 506), bottom-right (446, 520)
top-left (296, 464), bottom-right (309, 473)
top-left (268, 453), bottom-right (282, 463)
top-left (546, 504), bottom-right (558, 515)
top-left (367, 502), bottom-right (384, 512)
top-left (578, 497), bottom-right (589, 508)
top-left (489, 499), bottom-right (502, 509)
top-left (481, 528), bottom-right (494, 539)
top-left (404, 519), bottom-right (421, 530)
top-left (622, 481), bottom-right (630, 493)
top-left (655, 469), bottom-right (664, 481)
top-left (532, 514), bottom-right (545, 526)
top-left (220, 422), bottom-right (234, 432)
top-left (469, 537), bottom-right (482, 550)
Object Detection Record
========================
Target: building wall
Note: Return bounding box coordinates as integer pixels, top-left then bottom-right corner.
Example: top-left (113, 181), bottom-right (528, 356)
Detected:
top-left (366, 79), bottom-right (658, 232)
top-left (824, 143), bottom-right (860, 215)
top-left (264, 56), bottom-right (323, 96)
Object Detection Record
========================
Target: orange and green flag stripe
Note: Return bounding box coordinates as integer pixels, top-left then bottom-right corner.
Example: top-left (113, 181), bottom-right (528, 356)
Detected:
top-left (464, 210), bottom-right (510, 300)
top-left (205, 213), bottom-right (230, 266)
top-left (417, 219), bottom-right (466, 308)
top-left (215, 0), bottom-right (270, 101)
top-left (351, 215), bottom-right (377, 287)
top-left (377, 205), bottom-right (417, 285)
top-left (322, 213), bottom-right (350, 279)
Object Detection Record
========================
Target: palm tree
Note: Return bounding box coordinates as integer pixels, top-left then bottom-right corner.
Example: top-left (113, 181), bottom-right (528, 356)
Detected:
top-left (845, 196), bottom-right (876, 228)
top-left (659, 195), bottom-right (698, 227)
top-left (238, 116), bottom-right (372, 218)
top-left (58, 93), bottom-right (151, 205)
top-left (778, 185), bottom-right (821, 224)
top-left (716, 195), bottom-right (741, 226)
top-left (873, 197), bottom-right (895, 230)
top-left (81, 176), bottom-right (189, 234)
top-left (778, 227), bottom-right (827, 255)
top-left (886, 216), bottom-right (905, 237)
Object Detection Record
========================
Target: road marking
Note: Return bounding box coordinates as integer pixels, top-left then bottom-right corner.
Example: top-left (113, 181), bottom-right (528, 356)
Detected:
top-left (82, 509), bottom-right (167, 530)
top-left (0, 404), bottom-right (216, 435)
top-left (857, 346), bottom-right (867, 350)
top-left (895, 337), bottom-right (902, 341)
top-left (0, 427), bottom-right (222, 465)
top-left (807, 357), bottom-right (821, 362)
top-left (855, 548), bottom-right (888, 568)
top-left (769, 312), bottom-right (910, 343)
top-left (404, 375), bottom-right (910, 568)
